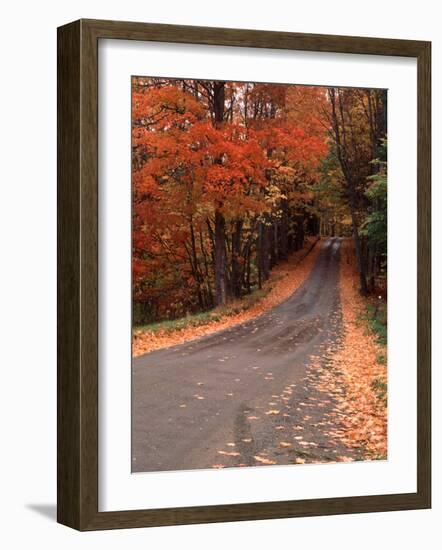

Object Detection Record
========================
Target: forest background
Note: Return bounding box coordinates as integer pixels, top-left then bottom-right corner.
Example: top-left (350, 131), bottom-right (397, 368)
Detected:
top-left (131, 79), bottom-right (387, 326)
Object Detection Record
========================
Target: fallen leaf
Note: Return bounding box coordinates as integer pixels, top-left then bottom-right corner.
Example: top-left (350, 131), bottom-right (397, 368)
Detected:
top-left (218, 451), bottom-right (240, 457)
top-left (254, 456), bottom-right (276, 465)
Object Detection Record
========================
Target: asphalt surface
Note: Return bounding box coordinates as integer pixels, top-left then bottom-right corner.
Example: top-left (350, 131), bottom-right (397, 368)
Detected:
top-left (132, 237), bottom-right (360, 472)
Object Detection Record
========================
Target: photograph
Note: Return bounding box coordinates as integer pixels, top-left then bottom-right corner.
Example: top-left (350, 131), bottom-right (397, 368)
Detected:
top-left (131, 77), bottom-right (388, 473)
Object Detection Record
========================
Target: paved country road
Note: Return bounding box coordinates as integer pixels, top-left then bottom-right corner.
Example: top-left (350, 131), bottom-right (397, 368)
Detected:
top-left (132, 237), bottom-right (360, 472)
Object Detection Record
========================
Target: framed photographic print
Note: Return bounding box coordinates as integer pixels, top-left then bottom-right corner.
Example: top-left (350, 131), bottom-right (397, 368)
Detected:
top-left (57, 19), bottom-right (431, 530)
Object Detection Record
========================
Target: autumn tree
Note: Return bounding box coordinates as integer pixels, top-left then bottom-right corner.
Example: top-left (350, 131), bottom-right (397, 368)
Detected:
top-left (325, 87), bottom-right (387, 295)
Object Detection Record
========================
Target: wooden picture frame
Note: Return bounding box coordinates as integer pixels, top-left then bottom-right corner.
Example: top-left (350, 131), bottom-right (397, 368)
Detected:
top-left (57, 18), bottom-right (431, 531)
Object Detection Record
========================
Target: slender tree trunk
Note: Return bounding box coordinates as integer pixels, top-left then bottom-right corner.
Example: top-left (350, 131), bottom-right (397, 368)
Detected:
top-left (212, 81), bottom-right (228, 307)
top-left (295, 214), bottom-right (305, 250)
top-left (279, 198), bottom-right (289, 260)
top-left (231, 219), bottom-right (243, 298)
top-left (243, 236), bottom-right (252, 294)
top-left (246, 248), bottom-right (251, 293)
top-left (257, 224), bottom-right (263, 290)
top-left (348, 184), bottom-right (369, 295)
top-left (214, 208), bottom-right (227, 306)
top-left (258, 218), bottom-right (270, 282)
top-left (199, 229), bottom-right (213, 307)
top-left (188, 218), bottom-right (205, 309)
top-left (270, 220), bottom-right (278, 268)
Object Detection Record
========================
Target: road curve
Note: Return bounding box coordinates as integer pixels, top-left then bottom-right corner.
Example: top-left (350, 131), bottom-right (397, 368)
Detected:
top-left (132, 237), bottom-right (358, 472)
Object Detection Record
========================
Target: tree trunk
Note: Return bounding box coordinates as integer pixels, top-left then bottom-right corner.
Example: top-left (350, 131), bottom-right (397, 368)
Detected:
top-left (348, 185), bottom-right (369, 295)
top-left (278, 199), bottom-right (289, 260)
top-left (258, 218), bottom-right (270, 282)
top-left (199, 228), bottom-right (213, 308)
top-left (294, 214), bottom-right (305, 250)
top-left (188, 219), bottom-right (205, 309)
top-left (270, 220), bottom-right (277, 268)
top-left (214, 208), bottom-right (227, 306)
top-left (231, 219), bottom-right (243, 298)
top-left (210, 81), bottom-right (228, 307)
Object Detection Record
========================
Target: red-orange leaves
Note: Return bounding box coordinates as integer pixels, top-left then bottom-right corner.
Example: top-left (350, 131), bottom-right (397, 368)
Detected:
top-left (131, 77), bottom-right (329, 323)
top-left (132, 86), bottom-right (205, 130)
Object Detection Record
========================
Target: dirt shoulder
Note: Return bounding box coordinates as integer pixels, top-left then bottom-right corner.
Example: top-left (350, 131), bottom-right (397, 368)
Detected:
top-left (133, 237), bottom-right (322, 357)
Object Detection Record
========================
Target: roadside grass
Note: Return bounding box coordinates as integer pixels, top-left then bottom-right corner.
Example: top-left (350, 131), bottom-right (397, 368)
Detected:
top-left (371, 377), bottom-right (388, 408)
top-left (133, 287), bottom-right (269, 336)
top-left (360, 302), bottom-right (387, 347)
top-left (359, 300), bottom-right (388, 409)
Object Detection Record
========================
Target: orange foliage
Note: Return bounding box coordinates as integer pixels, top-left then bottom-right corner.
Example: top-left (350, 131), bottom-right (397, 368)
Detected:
top-left (131, 78), bottom-right (329, 323)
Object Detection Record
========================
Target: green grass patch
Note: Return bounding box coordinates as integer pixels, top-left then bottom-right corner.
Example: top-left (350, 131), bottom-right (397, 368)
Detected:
top-left (360, 302), bottom-right (387, 347)
top-left (133, 287), bottom-right (270, 336)
top-left (133, 310), bottom-right (222, 335)
top-left (371, 376), bottom-right (388, 407)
